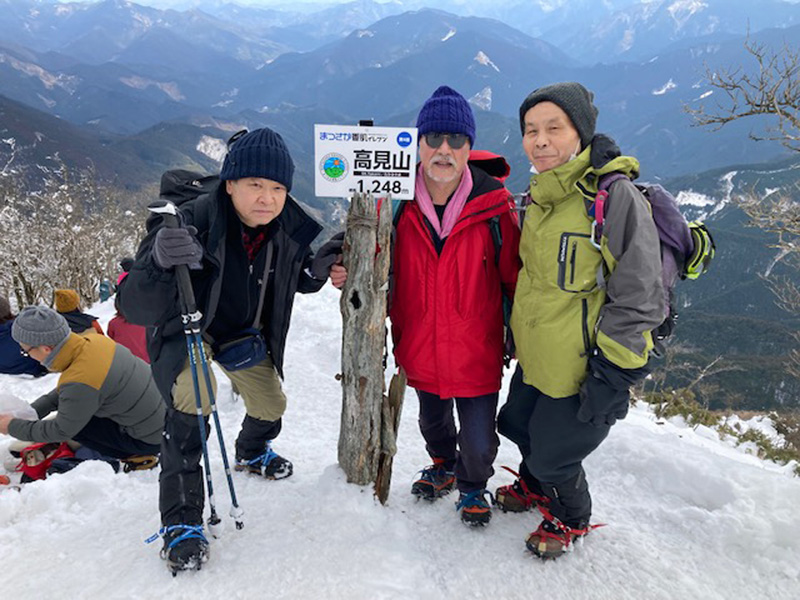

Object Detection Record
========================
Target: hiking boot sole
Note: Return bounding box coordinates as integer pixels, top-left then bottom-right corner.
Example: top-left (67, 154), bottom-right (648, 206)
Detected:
top-left (461, 513), bottom-right (492, 527)
top-left (234, 463), bottom-right (293, 480)
top-left (495, 499), bottom-right (531, 513)
top-left (411, 484), bottom-right (454, 501)
top-left (525, 532), bottom-right (585, 559)
top-left (526, 540), bottom-right (566, 560)
top-left (162, 543), bottom-right (209, 576)
top-left (167, 553), bottom-right (209, 576)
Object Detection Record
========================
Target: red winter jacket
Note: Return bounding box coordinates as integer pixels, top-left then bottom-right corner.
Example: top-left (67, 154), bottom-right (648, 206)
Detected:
top-left (107, 314), bottom-right (150, 364)
top-left (389, 161), bottom-right (521, 398)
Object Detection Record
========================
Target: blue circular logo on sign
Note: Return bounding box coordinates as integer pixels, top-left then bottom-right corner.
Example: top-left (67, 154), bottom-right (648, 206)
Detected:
top-left (397, 131), bottom-right (413, 148)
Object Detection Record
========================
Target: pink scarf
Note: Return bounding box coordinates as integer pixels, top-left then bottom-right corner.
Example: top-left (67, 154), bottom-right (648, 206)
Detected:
top-left (414, 162), bottom-right (473, 239)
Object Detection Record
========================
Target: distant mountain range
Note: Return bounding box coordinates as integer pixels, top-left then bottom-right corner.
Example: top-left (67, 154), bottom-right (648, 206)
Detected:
top-left (1, 2), bottom-right (798, 175)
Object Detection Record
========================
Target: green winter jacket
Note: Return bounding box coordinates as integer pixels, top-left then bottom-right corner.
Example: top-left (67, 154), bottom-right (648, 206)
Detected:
top-left (510, 145), bottom-right (665, 399)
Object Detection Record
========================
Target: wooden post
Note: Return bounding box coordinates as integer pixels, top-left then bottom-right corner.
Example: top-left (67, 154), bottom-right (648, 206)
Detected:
top-left (338, 193), bottom-right (402, 503)
top-left (374, 367), bottom-right (406, 504)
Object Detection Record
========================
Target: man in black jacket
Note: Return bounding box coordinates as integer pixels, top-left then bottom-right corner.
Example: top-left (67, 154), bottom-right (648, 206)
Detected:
top-left (120, 127), bottom-right (345, 573)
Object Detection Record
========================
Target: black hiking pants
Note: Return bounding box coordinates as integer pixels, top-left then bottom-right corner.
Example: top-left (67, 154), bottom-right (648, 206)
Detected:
top-left (159, 409), bottom-right (283, 527)
top-left (73, 416), bottom-right (160, 459)
top-left (416, 390), bottom-right (499, 493)
top-left (497, 364), bottom-right (610, 527)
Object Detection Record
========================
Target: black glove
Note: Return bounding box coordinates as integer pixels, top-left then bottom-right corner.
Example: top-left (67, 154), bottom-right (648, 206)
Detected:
top-left (578, 372), bottom-right (630, 428)
top-left (310, 232), bottom-right (345, 280)
top-left (577, 351), bottom-right (648, 428)
top-left (152, 225), bottom-right (203, 270)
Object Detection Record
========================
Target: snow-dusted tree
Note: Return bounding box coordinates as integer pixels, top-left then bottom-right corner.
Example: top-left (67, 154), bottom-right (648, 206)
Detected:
top-left (690, 38), bottom-right (800, 380)
top-left (0, 159), bottom-right (147, 310)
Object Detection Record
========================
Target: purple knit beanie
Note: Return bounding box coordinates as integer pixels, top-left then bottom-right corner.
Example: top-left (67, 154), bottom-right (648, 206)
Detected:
top-left (416, 86), bottom-right (476, 146)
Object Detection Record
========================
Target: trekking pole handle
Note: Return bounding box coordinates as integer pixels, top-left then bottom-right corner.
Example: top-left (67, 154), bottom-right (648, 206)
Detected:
top-left (148, 201), bottom-right (199, 315)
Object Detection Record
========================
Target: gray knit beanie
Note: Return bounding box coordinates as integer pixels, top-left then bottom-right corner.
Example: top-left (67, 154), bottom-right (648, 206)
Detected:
top-left (518, 81), bottom-right (598, 149)
top-left (11, 306), bottom-right (71, 348)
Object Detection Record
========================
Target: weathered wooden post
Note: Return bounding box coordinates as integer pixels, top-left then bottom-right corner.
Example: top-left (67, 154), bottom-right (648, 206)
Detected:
top-left (338, 192), bottom-right (403, 503)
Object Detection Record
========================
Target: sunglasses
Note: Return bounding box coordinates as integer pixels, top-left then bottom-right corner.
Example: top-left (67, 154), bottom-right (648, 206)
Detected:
top-left (424, 132), bottom-right (469, 150)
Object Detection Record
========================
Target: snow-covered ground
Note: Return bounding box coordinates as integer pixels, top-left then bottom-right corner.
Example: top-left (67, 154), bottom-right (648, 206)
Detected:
top-left (1, 287), bottom-right (799, 600)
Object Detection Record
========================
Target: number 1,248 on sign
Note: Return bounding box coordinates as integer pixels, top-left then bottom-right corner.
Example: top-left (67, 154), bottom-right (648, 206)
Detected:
top-left (355, 179), bottom-right (404, 195)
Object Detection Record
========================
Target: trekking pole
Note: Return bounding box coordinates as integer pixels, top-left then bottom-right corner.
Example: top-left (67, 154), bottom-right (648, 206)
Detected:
top-left (149, 202), bottom-right (245, 532)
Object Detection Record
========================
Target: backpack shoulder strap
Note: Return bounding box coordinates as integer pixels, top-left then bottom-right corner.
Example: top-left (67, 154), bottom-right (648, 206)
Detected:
top-left (392, 198), bottom-right (406, 228)
top-left (488, 215), bottom-right (502, 267)
top-left (593, 172), bottom-right (631, 229)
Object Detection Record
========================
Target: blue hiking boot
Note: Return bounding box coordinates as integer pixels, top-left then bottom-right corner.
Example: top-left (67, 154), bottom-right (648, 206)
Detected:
top-left (456, 489), bottom-right (493, 527)
top-left (153, 524), bottom-right (209, 575)
top-left (411, 458), bottom-right (455, 500)
top-left (235, 441), bottom-right (293, 480)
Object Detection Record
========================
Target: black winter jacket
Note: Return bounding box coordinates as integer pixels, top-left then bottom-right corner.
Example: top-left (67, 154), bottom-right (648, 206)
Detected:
top-left (119, 184), bottom-right (324, 401)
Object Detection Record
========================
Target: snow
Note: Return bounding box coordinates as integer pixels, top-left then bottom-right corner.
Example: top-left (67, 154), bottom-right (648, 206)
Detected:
top-left (356, 29), bottom-right (374, 38)
top-left (119, 76), bottom-right (184, 102)
top-left (667, 0), bottom-right (708, 28)
top-left (468, 86), bottom-right (492, 111)
top-left (675, 190), bottom-right (714, 207)
top-left (441, 28), bottom-right (456, 42)
top-left (706, 170), bottom-right (737, 218)
top-left (1, 288), bottom-right (799, 599)
top-left (474, 51), bottom-right (500, 72)
top-left (196, 135), bottom-right (227, 163)
top-left (36, 93), bottom-right (56, 109)
top-left (652, 78), bottom-right (677, 95)
top-left (619, 29), bottom-right (634, 53)
top-left (699, 90), bottom-right (713, 99)
top-left (0, 52), bottom-right (78, 93)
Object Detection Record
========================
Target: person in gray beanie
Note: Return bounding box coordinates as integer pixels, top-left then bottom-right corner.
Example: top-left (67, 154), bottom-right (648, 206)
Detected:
top-left (118, 127), bottom-right (347, 573)
top-left (494, 82), bottom-right (664, 559)
top-left (11, 305), bottom-right (71, 355)
top-left (518, 81), bottom-right (598, 150)
top-left (0, 305), bottom-right (164, 469)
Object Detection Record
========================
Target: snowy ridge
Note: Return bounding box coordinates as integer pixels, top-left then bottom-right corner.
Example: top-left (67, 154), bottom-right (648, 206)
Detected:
top-left (468, 86), bottom-right (492, 111)
top-left (119, 76), bottom-right (184, 101)
top-left (0, 52), bottom-right (78, 93)
top-left (707, 170), bottom-right (737, 218)
top-left (675, 190), bottom-right (714, 207)
top-left (441, 28), bottom-right (456, 42)
top-left (652, 78), bottom-right (677, 95)
top-left (0, 288), bottom-right (798, 599)
top-left (196, 135), bottom-right (226, 163)
top-left (474, 50), bottom-right (500, 72)
top-left (667, 0), bottom-right (709, 29)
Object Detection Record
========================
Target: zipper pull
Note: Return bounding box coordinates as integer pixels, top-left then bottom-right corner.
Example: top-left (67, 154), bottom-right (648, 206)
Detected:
top-left (249, 264), bottom-right (253, 275)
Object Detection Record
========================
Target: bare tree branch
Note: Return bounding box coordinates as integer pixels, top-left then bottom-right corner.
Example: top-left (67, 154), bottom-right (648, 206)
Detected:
top-left (688, 37), bottom-right (800, 152)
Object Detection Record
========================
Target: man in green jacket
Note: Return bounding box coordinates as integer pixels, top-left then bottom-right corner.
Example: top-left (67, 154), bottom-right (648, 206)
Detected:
top-left (0, 306), bottom-right (164, 464)
top-left (495, 82), bottom-right (665, 558)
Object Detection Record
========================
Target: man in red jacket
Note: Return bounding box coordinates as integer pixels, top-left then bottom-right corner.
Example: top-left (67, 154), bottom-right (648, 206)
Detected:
top-left (390, 86), bottom-right (521, 526)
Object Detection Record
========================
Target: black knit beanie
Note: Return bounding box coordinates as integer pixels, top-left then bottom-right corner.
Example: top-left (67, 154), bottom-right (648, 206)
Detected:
top-left (219, 127), bottom-right (295, 191)
top-left (518, 82), bottom-right (598, 149)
